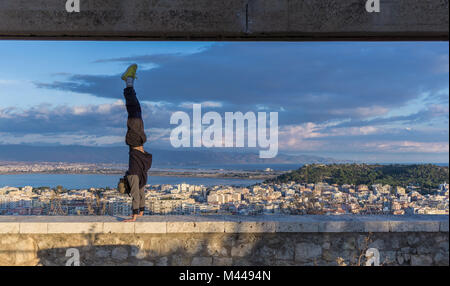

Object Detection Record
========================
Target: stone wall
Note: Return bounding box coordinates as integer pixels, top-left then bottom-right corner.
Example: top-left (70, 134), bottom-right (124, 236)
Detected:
top-left (0, 215), bottom-right (448, 266)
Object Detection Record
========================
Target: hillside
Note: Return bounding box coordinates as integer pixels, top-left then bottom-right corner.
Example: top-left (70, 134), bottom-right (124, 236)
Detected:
top-left (265, 164), bottom-right (449, 189)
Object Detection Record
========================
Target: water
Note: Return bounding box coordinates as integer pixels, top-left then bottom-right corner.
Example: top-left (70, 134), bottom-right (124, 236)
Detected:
top-left (0, 174), bottom-right (262, 189)
top-left (162, 163), bottom-right (303, 171)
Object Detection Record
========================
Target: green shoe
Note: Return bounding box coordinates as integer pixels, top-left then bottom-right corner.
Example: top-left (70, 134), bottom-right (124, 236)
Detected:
top-left (121, 64), bottom-right (138, 81)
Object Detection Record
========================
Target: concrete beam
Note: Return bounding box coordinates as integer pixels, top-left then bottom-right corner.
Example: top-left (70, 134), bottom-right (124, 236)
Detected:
top-left (0, 0), bottom-right (448, 40)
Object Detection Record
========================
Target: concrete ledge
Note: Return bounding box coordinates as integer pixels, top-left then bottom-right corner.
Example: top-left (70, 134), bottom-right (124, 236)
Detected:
top-left (0, 215), bottom-right (447, 234)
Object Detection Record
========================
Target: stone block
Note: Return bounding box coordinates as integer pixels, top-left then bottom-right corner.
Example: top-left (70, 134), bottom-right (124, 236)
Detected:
top-left (167, 222), bottom-right (197, 233)
top-left (213, 257), bottom-right (233, 266)
top-left (134, 222), bottom-right (166, 233)
top-left (95, 249), bottom-right (110, 258)
top-left (138, 260), bottom-right (154, 266)
top-left (156, 257), bottom-right (168, 266)
top-left (417, 245), bottom-right (433, 255)
top-left (103, 222), bottom-right (134, 233)
top-left (159, 237), bottom-right (183, 255)
top-left (438, 241), bottom-right (449, 252)
top-left (342, 237), bottom-right (356, 250)
top-left (171, 254), bottom-right (191, 266)
top-left (433, 251), bottom-right (449, 266)
top-left (275, 246), bottom-right (294, 260)
top-left (364, 221), bottom-right (390, 232)
top-left (19, 223), bottom-right (47, 234)
top-left (130, 242), bottom-right (147, 259)
top-left (368, 239), bottom-right (385, 250)
top-left (410, 255), bottom-right (433, 266)
top-left (196, 221), bottom-right (224, 233)
top-left (0, 223), bottom-right (19, 234)
top-left (224, 222), bottom-right (276, 233)
top-left (390, 236), bottom-right (401, 249)
top-left (47, 222), bottom-right (103, 234)
top-left (389, 221), bottom-right (440, 232)
top-left (276, 222), bottom-right (319, 232)
top-left (231, 242), bottom-right (255, 257)
top-left (184, 237), bottom-right (204, 255)
top-left (407, 235), bottom-right (420, 246)
top-left (295, 243), bottom-right (322, 262)
top-left (381, 251), bottom-right (397, 265)
top-left (232, 258), bottom-right (252, 266)
top-left (1, 235), bottom-right (19, 245)
top-left (206, 241), bottom-right (229, 256)
top-left (318, 221), bottom-right (365, 232)
top-left (440, 220), bottom-right (449, 232)
top-left (14, 237), bottom-right (37, 265)
top-left (111, 247), bottom-right (129, 260)
top-left (191, 256), bottom-right (213, 266)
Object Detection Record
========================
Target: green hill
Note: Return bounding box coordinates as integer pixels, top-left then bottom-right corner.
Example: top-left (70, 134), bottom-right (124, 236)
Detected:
top-left (265, 164), bottom-right (449, 190)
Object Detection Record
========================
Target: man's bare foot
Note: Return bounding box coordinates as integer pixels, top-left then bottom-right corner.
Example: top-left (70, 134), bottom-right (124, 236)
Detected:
top-left (137, 211), bottom-right (144, 217)
top-left (123, 215), bottom-right (138, 222)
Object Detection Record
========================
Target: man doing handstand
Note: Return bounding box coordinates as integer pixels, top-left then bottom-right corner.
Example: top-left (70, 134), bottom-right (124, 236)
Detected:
top-left (121, 64), bottom-right (153, 222)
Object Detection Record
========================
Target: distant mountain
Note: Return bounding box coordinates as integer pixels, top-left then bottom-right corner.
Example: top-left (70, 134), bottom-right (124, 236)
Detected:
top-left (0, 145), bottom-right (346, 167)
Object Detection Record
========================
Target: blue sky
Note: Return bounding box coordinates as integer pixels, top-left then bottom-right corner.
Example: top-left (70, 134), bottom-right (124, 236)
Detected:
top-left (0, 41), bottom-right (448, 163)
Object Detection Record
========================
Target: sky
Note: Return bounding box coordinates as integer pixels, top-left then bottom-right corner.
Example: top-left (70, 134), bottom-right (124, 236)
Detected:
top-left (0, 41), bottom-right (448, 163)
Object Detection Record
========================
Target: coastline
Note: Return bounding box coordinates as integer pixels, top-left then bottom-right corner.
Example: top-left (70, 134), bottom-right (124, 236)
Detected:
top-left (0, 170), bottom-right (283, 180)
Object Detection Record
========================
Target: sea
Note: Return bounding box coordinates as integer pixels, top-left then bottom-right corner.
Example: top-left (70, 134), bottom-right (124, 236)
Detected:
top-left (153, 163), bottom-right (303, 171)
top-left (0, 174), bottom-right (267, 189)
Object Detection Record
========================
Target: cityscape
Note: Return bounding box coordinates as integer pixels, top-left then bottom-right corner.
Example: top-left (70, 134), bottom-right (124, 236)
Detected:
top-left (0, 161), bottom-right (124, 175)
top-left (1, 179), bottom-right (448, 216)
top-left (0, 4), bottom-right (448, 269)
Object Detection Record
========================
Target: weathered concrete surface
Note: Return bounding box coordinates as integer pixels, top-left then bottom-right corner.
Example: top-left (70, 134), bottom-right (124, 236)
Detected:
top-left (0, 0), bottom-right (448, 40)
top-left (0, 216), bottom-right (448, 266)
top-left (0, 215), bottom-right (448, 234)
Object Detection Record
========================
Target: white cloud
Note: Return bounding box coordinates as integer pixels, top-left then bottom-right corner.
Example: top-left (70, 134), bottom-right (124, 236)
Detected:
top-left (1, 101), bottom-right (125, 118)
top-left (0, 79), bottom-right (20, 85)
top-left (434, 54), bottom-right (449, 74)
top-left (276, 121), bottom-right (448, 155)
top-left (179, 101), bottom-right (223, 109)
top-left (363, 141), bottom-right (449, 153)
top-left (329, 106), bottom-right (389, 118)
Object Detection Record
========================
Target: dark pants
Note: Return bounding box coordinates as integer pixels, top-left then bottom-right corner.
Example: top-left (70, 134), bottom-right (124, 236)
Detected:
top-left (127, 175), bottom-right (145, 214)
top-left (124, 87), bottom-right (146, 148)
